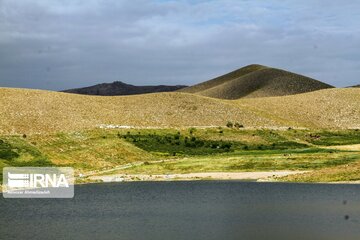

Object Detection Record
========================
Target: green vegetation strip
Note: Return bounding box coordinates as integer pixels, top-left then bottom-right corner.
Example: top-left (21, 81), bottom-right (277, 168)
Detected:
top-left (117, 151), bottom-right (359, 174)
top-left (1, 128), bottom-right (360, 183)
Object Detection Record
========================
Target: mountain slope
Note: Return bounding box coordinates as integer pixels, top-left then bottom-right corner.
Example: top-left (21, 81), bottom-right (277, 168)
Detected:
top-left (63, 81), bottom-right (187, 96)
top-left (0, 87), bottom-right (359, 134)
top-left (179, 64), bottom-right (266, 94)
top-left (238, 88), bottom-right (360, 129)
top-left (0, 88), bottom-right (276, 134)
top-left (349, 84), bottom-right (360, 88)
top-left (179, 64), bottom-right (334, 99)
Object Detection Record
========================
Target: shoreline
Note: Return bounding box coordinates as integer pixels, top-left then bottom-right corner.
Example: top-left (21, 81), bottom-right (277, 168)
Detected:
top-left (88, 171), bottom-right (308, 183)
top-left (2, 176), bottom-right (360, 193)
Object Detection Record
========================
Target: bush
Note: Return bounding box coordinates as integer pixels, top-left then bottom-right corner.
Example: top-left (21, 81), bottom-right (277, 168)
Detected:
top-left (234, 122), bottom-right (244, 129)
top-left (195, 140), bottom-right (204, 147)
top-left (221, 143), bottom-right (232, 150)
top-left (226, 121), bottom-right (233, 128)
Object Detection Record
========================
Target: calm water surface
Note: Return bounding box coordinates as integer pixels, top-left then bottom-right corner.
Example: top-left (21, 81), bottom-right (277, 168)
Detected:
top-left (1, 181), bottom-right (360, 240)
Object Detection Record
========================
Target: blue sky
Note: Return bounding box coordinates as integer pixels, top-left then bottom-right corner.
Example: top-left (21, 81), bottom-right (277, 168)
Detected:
top-left (0, 0), bottom-right (359, 90)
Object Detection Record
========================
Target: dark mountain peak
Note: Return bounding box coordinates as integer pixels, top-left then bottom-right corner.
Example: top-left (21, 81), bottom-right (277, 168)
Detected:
top-left (112, 81), bottom-right (132, 86)
top-left (62, 81), bottom-right (187, 96)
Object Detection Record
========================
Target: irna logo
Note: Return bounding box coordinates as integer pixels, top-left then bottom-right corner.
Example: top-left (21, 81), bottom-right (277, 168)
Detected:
top-left (3, 167), bottom-right (74, 198)
top-left (7, 172), bottom-right (69, 188)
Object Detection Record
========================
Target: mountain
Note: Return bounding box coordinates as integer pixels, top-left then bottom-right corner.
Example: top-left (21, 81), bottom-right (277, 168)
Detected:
top-left (0, 87), bottom-right (359, 134)
top-left (179, 64), bottom-right (334, 99)
top-left (62, 81), bottom-right (187, 96)
top-left (349, 84), bottom-right (360, 88)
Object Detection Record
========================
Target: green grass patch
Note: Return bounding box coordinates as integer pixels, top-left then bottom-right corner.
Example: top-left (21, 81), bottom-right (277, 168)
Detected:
top-left (120, 129), bottom-right (309, 156)
top-left (0, 137), bottom-right (53, 183)
top-left (118, 150), bottom-right (359, 174)
top-left (304, 130), bottom-right (360, 146)
top-left (121, 132), bottom-right (233, 156)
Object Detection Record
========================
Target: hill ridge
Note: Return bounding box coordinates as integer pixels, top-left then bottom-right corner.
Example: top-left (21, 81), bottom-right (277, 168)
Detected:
top-left (62, 81), bottom-right (187, 96)
top-left (179, 64), bottom-right (334, 99)
top-left (0, 87), bottom-right (359, 134)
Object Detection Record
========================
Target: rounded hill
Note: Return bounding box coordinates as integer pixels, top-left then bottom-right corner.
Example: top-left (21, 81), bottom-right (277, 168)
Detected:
top-left (179, 64), bottom-right (334, 99)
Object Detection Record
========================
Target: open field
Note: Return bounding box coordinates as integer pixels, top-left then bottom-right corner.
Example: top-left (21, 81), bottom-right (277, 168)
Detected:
top-left (1, 128), bottom-right (360, 183)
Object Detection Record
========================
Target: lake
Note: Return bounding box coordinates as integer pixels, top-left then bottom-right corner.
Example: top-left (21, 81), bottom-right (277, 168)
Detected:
top-left (1, 181), bottom-right (360, 240)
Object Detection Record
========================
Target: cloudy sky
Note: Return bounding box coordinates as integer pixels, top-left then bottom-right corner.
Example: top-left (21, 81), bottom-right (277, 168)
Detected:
top-left (0, 0), bottom-right (359, 90)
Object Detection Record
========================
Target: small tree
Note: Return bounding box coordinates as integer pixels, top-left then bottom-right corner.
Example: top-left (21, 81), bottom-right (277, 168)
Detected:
top-left (226, 121), bottom-right (233, 128)
top-left (218, 127), bottom-right (223, 134)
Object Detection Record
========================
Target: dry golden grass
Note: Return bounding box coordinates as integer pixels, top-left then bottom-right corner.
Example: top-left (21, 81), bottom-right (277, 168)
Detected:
top-left (238, 88), bottom-right (360, 129)
top-left (179, 64), bottom-right (333, 99)
top-left (0, 87), bottom-right (359, 134)
top-left (179, 64), bottom-right (266, 94)
top-left (0, 87), bottom-right (277, 134)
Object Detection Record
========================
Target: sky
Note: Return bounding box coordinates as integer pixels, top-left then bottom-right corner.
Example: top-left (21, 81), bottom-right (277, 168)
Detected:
top-left (0, 0), bottom-right (359, 90)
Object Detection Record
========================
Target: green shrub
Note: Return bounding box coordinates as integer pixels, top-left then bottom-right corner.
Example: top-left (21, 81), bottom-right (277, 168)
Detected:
top-left (234, 122), bottom-right (244, 128)
top-left (226, 121), bottom-right (233, 128)
top-left (0, 140), bottom-right (20, 160)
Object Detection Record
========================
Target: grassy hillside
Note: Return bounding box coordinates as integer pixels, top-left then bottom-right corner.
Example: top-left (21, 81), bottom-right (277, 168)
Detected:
top-left (0, 88), bottom-right (277, 134)
top-left (179, 64), bottom-right (266, 94)
top-left (238, 88), bottom-right (360, 129)
top-left (1, 128), bottom-right (360, 183)
top-left (0, 130), bottom-right (156, 181)
top-left (179, 64), bottom-right (333, 99)
top-left (0, 87), bottom-right (359, 134)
